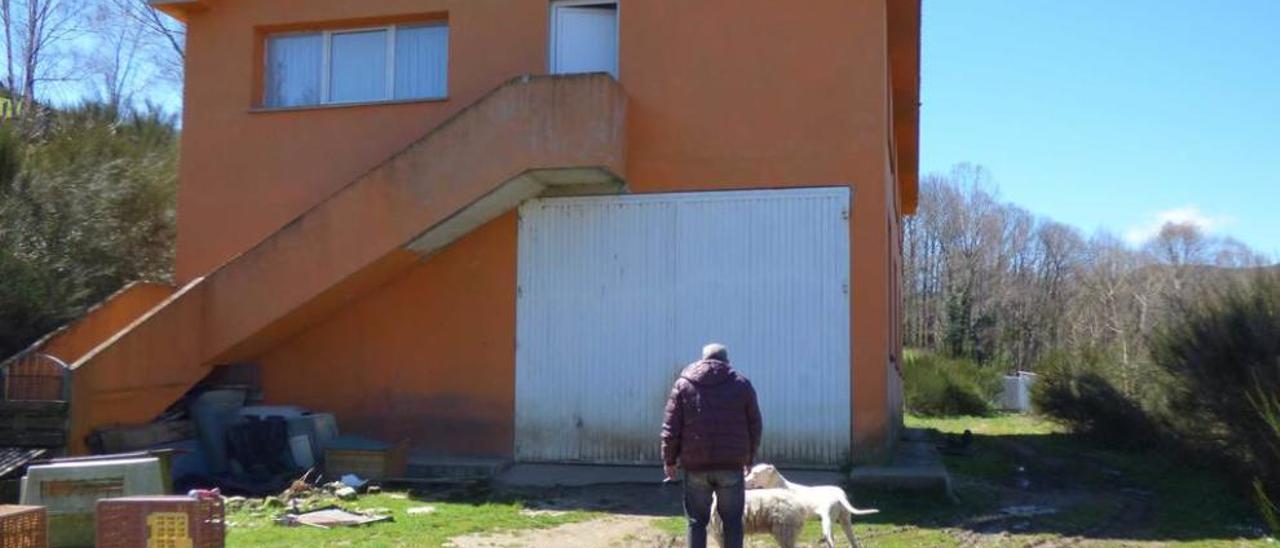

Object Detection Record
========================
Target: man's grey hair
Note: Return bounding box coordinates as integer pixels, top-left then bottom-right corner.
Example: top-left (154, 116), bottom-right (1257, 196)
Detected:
top-left (702, 343), bottom-right (728, 362)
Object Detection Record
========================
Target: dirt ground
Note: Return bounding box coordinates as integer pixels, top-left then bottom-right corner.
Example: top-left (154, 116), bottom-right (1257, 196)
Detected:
top-left (449, 515), bottom-right (677, 548)
top-left (448, 483), bottom-right (685, 547)
top-left (444, 482), bottom-right (859, 548)
top-left (225, 415), bottom-right (1266, 546)
top-left (444, 414), bottom-right (1271, 548)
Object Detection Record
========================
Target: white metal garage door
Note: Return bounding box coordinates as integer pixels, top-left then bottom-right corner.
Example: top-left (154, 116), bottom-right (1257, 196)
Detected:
top-left (515, 188), bottom-right (851, 466)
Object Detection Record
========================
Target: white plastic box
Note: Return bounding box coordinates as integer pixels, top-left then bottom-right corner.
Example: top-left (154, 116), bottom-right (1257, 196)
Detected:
top-left (1000, 372), bottom-right (1039, 413)
top-left (20, 456), bottom-right (165, 547)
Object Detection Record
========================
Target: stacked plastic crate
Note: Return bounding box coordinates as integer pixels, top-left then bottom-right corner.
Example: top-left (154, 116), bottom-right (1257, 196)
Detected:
top-left (0, 505), bottom-right (47, 548)
top-left (95, 496), bottom-right (224, 548)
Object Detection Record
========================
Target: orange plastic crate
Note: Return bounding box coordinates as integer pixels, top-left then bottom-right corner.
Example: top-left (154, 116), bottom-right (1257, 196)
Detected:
top-left (95, 496), bottom-right (225, 548)
top-left (0, 505), bottom-right (47, 548)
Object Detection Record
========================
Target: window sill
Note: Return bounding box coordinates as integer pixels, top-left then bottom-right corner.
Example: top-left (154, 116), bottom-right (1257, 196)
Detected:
top-left (250, 96), bottom-right (448, 114)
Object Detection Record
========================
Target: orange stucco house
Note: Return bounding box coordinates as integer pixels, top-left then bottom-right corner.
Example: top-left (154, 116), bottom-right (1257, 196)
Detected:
top-left (43, 0), bottom-right (919, 467)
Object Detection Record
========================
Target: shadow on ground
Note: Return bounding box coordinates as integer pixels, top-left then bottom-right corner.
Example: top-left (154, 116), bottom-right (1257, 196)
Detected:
top-left (853, 428), bottom-right (1269, 545)
top-left (390, 427), bottom-right (1268, 546)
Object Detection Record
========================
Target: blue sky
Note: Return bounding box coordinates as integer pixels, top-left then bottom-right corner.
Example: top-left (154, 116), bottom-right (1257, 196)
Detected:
top-left (921, 0), bottom-right (1280, 256)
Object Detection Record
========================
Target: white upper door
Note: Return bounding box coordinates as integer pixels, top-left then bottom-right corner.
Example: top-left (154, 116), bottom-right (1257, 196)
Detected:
top-left (550, 2), bottom-right (618, 78)
top-left (515, 188), bottom-right (852, 467)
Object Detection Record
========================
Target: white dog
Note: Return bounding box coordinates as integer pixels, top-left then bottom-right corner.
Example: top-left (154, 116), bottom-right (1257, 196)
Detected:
top-left (708, 488), bottom-right (808, 548)
top-left (745, 464), bottom-right (879, 547)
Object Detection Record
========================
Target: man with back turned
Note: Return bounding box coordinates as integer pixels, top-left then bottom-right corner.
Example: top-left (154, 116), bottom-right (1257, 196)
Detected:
top-left (661, 343), bottom-right (763, 548)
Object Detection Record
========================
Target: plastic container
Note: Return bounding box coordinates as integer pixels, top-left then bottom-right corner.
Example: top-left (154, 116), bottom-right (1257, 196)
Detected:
top-left (1000, 371), bottom-right (1039, 412)
top-left (323, 436), bottom-right (408, 481)
top-left (95, 496), bottom-right (224, 548)
top-left (146, 439), bottom-right (210, 487)
top-left (19, 457), bottom-right (165, 547)
top-left (0, 504), bottom-right (47, 548)
top-left (289, 435), bottom-right (315, 468)
top-left (239, 405), bottom-right (306, 420)
top-left (286, 413), bottom-right (339, 464)
top-left (188, 388), bottom-right (246, 475)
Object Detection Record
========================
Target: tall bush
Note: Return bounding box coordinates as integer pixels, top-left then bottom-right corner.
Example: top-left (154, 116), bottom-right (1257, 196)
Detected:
top-left (1251, 379), bottom-right (1280, 534)
top-left (0, 104), bottom-right (178, 357)
top-left (1034, 273), bottom-right (1280, 527)
top-left (903, 351), bottom-right (1000, 416)
top-left (1031, 350), bottom-right (1163, 449)
top-left (1152, 273), bottom-right (1280, 491)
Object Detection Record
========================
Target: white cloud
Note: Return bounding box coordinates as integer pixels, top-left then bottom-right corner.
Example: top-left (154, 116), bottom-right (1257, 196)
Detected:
top-left (1124, 206), bottom-right (1234, 245)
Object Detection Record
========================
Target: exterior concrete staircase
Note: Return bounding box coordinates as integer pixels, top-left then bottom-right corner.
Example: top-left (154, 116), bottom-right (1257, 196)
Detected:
top-left (65, 74), bottom-right (628, 453)
top-left (0, 282), bottom-right (174, 465)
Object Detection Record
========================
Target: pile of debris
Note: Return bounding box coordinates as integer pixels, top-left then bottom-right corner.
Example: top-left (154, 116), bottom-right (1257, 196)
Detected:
top-left (81, 364), bottom-right (408, 497)
top-left (225, 469), bottom-right (394, 529)
top-left (0, 363), bottom-right (416, 544)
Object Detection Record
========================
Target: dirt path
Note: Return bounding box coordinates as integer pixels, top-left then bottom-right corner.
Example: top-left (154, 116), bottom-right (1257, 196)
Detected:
top-left (448, 515), bottom-right (678, 548)
top-left (950, 437), bottom-right (1160, 547)
top-left (447, 514), bottom-right (825, 548)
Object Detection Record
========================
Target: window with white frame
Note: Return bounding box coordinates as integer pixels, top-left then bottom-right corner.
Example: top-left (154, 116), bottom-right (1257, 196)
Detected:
top-left (264, 23), bottom-right (448, 108)
top-left (550, 1), bottom-right (618, 78)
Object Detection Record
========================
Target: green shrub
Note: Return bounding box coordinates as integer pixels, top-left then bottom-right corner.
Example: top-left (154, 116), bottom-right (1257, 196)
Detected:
top-left (1152, 273), bottom-right (1280, 503)
top-left (1032, 273), bottom-right (1280, 528)
top-left (1250, 380), bottom-right (1280, 534)
top-left (0, 247), bottom-right (64, 357)
top-left (903, 352), bottom-right (1000, 416)
top-left (1031, 358), bottom-right (1162, 450)
top-left (0, 104), bottom-right (177, 356)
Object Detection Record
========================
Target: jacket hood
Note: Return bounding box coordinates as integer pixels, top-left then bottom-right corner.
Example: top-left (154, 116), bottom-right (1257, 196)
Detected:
top-left (681, 359), bottom-right (735, 386)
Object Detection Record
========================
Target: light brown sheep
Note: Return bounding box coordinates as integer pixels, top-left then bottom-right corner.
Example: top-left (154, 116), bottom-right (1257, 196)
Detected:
top-left (709, 487), bottom-right (809, 548)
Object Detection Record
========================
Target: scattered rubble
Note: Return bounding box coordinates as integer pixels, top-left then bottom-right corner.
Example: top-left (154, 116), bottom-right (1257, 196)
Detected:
top-left (219, 470), bottom-right (396, 530)
top-left (340, 474), bottom-right (368, 489)
top-left (280, 507), bottom-right (391, 529)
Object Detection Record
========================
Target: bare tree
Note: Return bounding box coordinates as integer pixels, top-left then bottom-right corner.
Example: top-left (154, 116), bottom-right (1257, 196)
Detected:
top-left (102, 0), bottom-right (182, 85)
top-left (0, 0), bottom-right (81, 113)
top-left (902, 163), bottom-right (1269, 383)
top-left (80, 2), bottom-right (147, 109)
top-left (69, 0), bottom-right (186, 113)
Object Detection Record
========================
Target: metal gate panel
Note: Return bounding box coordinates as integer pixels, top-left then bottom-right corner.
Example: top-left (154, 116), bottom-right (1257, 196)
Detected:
top-left (516, 188), bottom-right (851, 466)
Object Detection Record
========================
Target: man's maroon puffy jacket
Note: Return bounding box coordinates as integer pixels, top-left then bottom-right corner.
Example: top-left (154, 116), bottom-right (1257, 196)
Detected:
top-left (660, 359), bottom-right (763, 471)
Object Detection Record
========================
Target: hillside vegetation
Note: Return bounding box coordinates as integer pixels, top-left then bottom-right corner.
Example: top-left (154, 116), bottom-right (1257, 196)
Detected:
top-left (905, 164), bottom-right (1278, 532)
top-left (0, 106), bottom-right (178, 358)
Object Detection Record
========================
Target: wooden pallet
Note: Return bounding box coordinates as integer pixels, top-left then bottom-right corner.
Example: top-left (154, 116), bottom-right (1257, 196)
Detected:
top-left (0, 401), bottom-right (68, 448)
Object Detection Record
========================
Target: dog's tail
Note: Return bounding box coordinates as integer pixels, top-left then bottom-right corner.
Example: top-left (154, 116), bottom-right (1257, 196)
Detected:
top-left (841, 497), bottom-right (880, 516)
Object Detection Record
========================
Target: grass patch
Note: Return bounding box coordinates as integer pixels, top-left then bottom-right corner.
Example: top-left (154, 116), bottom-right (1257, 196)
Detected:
top-left (907, 413), bottom-right (1067, 436)
top-left (233, 415), bottom-right (1273, 547)
top-left (653, 515), bottom-right (685, 537)
top-left (226, 491), bottom-right (594, 547)
top-left (902, 413), bottom-right (1271, 546)
top-left (903, 353), bottom-right (1002, 417)
top-left (648, 414), bottom-right (1269, 546)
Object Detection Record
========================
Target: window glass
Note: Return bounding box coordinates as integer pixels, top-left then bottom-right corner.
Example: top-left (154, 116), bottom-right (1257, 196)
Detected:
top-left (551, 3), bottom-right (617, 78)
top-left (329, 29), bottom-right (389, 103)
top-left (265, 33), bottom-right (322, 107)
top-left (263, 23), bottom-right (449, 108)
top-left (394, 25), bottom-right (449, 100)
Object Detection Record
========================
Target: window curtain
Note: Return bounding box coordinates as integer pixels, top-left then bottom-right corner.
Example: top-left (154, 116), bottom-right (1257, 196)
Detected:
top-left (395, 25), bottom-right (449, 100)
top-left (265, 33), bottom-right (322, 107)
top-left (330, 30), bottom-right (389, 103)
